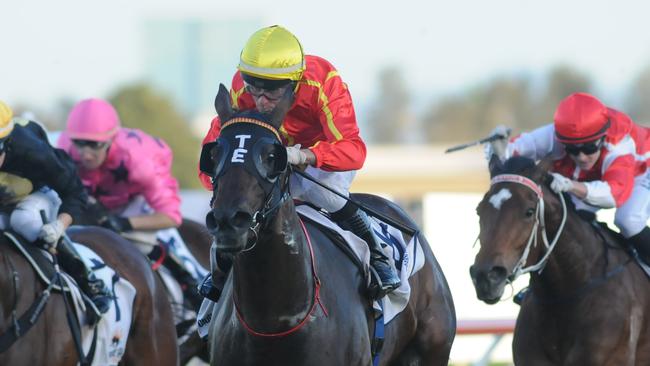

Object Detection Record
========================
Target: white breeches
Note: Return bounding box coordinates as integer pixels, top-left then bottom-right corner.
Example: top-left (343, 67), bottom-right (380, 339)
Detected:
top-left (116, 196), bottom-right (208, 280)
top-left (615, 171), bottom-right (650, 238)
top-left (289, 166), bottom-right (356, 213)
top-left (0, 187), bottom-right (61, 242)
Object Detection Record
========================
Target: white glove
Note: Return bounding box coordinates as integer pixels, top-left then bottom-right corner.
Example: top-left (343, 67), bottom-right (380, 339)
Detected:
top-left (484, 125), bottom-right (511, 161)
top-left (550, 173), bottom-right (574, 193)
top-left (39, 220), bottom-right (65, 246)
top-left (491, 125), bottom-right (511, 139)
top-left (286, 144), bottom-right (307, 165)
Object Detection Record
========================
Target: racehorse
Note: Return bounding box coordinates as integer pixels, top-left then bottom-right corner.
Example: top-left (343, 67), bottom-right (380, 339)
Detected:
top-left (470, 156), bottom-right (650, 365)
top-left (76, 200), bottom-right (212, 364)
top-left (202, 84), bottom-right (456, 366)
top-left (0, 226), bottom-right (178, 365)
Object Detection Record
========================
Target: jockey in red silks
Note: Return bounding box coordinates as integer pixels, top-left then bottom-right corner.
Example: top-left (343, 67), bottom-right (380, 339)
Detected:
top-left (0, 100), bottom-right (111, 313)
top-left (58, 98), bottom-right (206, 308)
top-left (198, 25), bottom-right (401, 302)
top-left (489, 92), bottom-right (650, 261)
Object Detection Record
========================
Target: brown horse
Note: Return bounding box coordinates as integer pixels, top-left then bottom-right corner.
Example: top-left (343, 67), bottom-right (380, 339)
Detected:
top-left (0, 226), bottom-right (178, 365)
top-left (202, 84), bottom-right (456, 366)
top-left (470, 156), bottom-right (650, 365)
top-left (75, 203), bottom-right (212, 364)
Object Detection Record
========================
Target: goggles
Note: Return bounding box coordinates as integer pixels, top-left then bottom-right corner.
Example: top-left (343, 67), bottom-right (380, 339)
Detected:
top-left (565, 138), bottom-right (604, 156)
top-left (0, 138), bottom-right (7, 154)
top-left (244, 82), bottom-right (292, 101)
top-left (72, 139), bottom-right (109, 150)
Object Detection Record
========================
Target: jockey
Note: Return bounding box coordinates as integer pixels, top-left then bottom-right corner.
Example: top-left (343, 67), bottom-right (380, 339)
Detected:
top-left (0, 100), bottom-right (111, 313)
top-left (198, 25), bottom-right (401, 301)
top-left (489, 92), bottom-right (650, 261)
top-left (57, 98), bottom-right (206, 309)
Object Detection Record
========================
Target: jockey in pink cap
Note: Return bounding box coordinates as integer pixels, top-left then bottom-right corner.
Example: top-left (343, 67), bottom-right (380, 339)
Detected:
top-left (58, 98), bottom-right (206, 308)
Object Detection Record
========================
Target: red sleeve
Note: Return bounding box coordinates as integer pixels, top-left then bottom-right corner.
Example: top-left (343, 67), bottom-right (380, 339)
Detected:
top-left (602, 154), bottom-right (636, 206)
top-left (309, 74), bottom-right (366, 171)
top-left (198, 116), bottom-right (222, 190)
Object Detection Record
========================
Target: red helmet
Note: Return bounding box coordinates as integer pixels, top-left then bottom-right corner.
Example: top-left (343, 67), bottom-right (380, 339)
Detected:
top-left (554, 92), bottom-right (610, 144)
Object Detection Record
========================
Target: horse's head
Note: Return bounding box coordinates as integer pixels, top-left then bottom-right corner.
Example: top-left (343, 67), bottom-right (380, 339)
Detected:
top-left (200, 84), bottom-right (293, 254)
top-left (470, 156), bottom-right (556, 304)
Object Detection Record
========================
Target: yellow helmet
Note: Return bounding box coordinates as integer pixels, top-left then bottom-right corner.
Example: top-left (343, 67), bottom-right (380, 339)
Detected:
top-left (238, 25), bottom-right (305, 82)
top-left (0, 100), bottom-right (15, 139)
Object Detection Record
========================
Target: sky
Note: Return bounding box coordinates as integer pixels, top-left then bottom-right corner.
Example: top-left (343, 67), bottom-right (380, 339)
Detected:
top-left (4, 0), bottom-right (650, 116)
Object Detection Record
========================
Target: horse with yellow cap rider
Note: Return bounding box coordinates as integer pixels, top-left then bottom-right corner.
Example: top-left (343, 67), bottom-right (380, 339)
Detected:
top-left (198, 25), bottom-right (401, 301)
top-left (0, 100), bottom-right (111, 313)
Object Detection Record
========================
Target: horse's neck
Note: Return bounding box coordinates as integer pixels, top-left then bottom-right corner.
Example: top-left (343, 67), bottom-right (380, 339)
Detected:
top-left (532, 210), bottom-right (605, 295)
top-left (232, 201), bottom-right (314, 328)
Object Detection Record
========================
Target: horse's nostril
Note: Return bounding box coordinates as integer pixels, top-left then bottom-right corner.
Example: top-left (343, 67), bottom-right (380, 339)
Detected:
top-left (488, 266), bottom-right (508, 282)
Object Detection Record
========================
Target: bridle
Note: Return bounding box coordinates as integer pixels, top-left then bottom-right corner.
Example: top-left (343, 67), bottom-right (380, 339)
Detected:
top-left (489, 174), bottom-right (568, 282)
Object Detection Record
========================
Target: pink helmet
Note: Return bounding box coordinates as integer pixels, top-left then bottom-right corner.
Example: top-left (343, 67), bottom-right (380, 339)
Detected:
top-left (66, 98), bottom-right (120, 142)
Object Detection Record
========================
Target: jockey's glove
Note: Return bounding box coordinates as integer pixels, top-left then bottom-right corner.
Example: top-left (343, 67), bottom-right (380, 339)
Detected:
top-left (287, 144), bottom-right (307, 165)
top-left (39, 219), bottom-right (65, 247)
top-left (550, 172), bottom-right (574, 193)
top-left (484, 125), bottom-right (511, 161)
top-left (101, 214), bottom-right (133, 233)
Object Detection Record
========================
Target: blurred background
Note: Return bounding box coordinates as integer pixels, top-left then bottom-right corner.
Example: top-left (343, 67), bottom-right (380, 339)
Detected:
top-left (4, 0), bottom-right (649, 364)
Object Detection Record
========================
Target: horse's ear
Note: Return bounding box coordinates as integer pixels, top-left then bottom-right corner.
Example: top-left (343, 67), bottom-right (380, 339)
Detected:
top-left (214, 84), bottom-right (233, 124)
top-left (268, 85), bottom-right (295, 129)
top-left (488, 155), bottom-right (504, 178)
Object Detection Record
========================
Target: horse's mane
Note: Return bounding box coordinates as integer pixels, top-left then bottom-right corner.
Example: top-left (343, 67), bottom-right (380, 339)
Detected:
top-left (501, 156), bottom-right (536, 175)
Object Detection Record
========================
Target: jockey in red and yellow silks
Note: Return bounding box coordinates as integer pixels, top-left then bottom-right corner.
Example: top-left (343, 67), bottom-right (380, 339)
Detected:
top-left (199, 54), bottom-right (366, 190)
top-left (489, 92), bottom-right (650, 262)
top-left (197, 25), bottom-right (400, 305)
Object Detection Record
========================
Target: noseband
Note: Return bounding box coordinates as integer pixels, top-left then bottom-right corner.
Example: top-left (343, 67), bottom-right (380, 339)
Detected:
top-left (490, 174), bottom-right (567, 282)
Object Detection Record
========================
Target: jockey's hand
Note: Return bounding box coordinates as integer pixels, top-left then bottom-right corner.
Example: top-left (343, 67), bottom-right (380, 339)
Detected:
top-left (550, 173), bottom-right (574, 193)
top-left (287, 144), bottom-right (308, 165)
top-left (101, 214), bottom-right (133, 233)
top-left (484, 125), bottom-right (511, 161)
top-left (39, 219), bottom-right (65, 247)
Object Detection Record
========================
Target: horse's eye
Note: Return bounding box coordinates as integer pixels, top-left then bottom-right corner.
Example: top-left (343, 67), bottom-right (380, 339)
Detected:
top-left (525, 208), bottom-right (535, 217)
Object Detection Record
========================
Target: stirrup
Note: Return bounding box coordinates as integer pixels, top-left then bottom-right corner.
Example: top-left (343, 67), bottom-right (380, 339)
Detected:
top-left (198, 274), bottom-right (222, 302)
top-left (86, 278), bottom-right (112, 314)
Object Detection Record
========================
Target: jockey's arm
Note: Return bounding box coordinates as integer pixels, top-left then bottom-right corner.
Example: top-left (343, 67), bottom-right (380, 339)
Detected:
top-left (567, 181), bottom-right (588, 200)
top-left (128, 212), bottom-right (179, 231)
top-left (302, 149), bottom-right (316, 166)
top-left (58, 212), bottom-right (73, 229)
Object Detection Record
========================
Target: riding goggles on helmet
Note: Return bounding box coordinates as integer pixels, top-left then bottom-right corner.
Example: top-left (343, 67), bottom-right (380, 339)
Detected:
top-left (564, 138), bottom-right (604, 156)
top-left (72, 139), bottom-right (109, 150)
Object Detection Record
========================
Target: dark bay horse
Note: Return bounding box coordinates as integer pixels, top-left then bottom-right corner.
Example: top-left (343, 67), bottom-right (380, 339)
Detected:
top-left (470, 156), bottom-right (650, 365)
top-left (0, 226), bottom-right (178, 365)
top-left (202, 85), bottom-right (456, 366)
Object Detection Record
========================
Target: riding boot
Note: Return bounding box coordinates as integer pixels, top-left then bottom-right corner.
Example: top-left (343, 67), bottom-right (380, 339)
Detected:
top-left (57, 237), bottom-right (112, 314)
top-left (161, 249), bottom-right (204, 311)
top-left (628, 226), bottom-right (650, 263)
top-left (332, 203), bottom-right (401, 299)
top-left (198, 253), bottom-right (232, 303)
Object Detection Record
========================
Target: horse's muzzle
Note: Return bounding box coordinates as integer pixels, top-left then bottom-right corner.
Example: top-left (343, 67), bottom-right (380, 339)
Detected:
top-left (208, 208), bottom-right (254, 253)
top-left (469, 264), bottom-right (508, 304)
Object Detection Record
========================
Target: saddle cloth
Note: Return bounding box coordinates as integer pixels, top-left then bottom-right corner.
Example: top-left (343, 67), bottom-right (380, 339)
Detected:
top-left (74, 244), bottom-right (136, 366)
top-left (4, 233), bottom-right (136, 366)
top-left (295, 205), bottom-right (426, 324)
top-left (196, 205), bottom-right (425, 338)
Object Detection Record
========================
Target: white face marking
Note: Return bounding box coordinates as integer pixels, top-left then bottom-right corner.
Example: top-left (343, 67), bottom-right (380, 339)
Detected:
top-left (489, 188), bottom-right (512, 210)
top-left (231, 134), bottom-right (251, 163)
